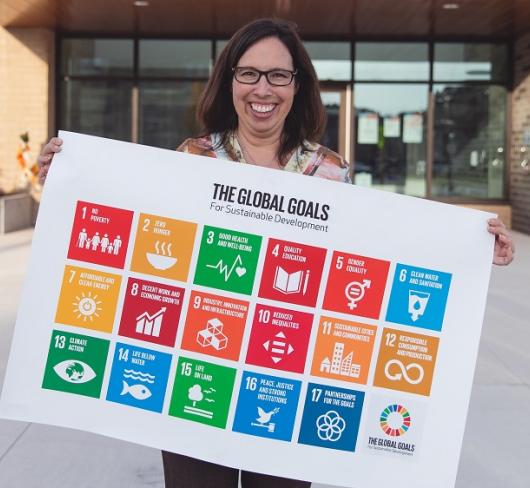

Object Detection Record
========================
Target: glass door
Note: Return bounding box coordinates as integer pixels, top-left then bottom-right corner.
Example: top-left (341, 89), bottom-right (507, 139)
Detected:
top-left (353, 84), bottom-right (429, 197)
top-left (319, 84), bottom-right (352, 164)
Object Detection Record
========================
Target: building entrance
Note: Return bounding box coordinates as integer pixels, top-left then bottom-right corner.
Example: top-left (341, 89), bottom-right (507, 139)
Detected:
top-left (319, 84), bottom-right (352, 169)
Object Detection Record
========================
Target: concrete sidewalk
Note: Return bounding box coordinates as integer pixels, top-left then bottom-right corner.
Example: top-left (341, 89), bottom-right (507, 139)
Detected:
top-left (0, 228), bottom-right (529, 488)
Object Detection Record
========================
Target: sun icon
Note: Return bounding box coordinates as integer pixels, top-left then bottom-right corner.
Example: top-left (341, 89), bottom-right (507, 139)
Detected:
top-left (72, 292), bottom-right (102, 321)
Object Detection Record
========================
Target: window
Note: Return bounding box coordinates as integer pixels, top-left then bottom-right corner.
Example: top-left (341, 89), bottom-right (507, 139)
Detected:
top-left (304, 42), bottom-right (351, 81)
top-left (60, 38), bottom-right (212, 144)
top-left (352, 41), bottom-right (508, 200)
top-left (355, 43), bottom-right (429, 81)
top-left (434, 43), bottom-right (508, 82)
top-left (58, 38), bottom-right (509, 202)
top-left (139, 40), bottom-right (211, 78)
top-left (138, 81), bottom-right (206, 150)
top-left (354, 84), bottom-right (428, 197)
top-left (432, 84), bottom-right (506, 198)
top-left (60, 80), bottom-right (132, 142)
top-left (61, 39), bottom-right (133, 76)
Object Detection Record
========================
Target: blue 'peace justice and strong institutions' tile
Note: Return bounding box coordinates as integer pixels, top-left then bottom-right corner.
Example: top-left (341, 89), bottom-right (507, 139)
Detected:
top-left (106, 342), bottom-right (172, 413)
top-left (232, 371), bottom-right (301, 442)
top-left (386, 263), bottom-right (452, 332)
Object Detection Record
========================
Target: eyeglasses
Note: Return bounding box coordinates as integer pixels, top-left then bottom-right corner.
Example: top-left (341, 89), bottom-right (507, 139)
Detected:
top-left (232, 67), bottom-right (297, 86)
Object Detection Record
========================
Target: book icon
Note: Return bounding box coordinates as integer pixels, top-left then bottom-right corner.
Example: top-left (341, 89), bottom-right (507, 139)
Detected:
top-left (273, 266), bottom-right (310, 295)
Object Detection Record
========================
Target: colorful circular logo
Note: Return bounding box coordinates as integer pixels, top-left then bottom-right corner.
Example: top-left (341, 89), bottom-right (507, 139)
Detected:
top-left (380, 404), bottom-right (411, 437)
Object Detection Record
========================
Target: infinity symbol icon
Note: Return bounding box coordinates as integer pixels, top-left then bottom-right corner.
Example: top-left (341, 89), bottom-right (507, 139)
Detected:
top-left (384, 359), bottom-right (425, 385)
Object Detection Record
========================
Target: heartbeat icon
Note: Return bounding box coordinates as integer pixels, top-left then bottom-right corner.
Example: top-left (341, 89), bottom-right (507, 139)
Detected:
top-left (206, 254), bottom-right (247, 282)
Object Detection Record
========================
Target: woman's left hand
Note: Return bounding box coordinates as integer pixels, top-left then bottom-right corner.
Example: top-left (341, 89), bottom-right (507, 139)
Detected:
top-left (488, 218), bottom-right (515, 266)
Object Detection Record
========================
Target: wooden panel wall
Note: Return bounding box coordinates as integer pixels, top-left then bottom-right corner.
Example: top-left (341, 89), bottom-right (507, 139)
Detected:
top-left (1, 0), bottom-right (530, 38)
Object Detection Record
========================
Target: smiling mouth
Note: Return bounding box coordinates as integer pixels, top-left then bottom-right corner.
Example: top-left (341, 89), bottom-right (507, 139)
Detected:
top-left (250, 103), bottom-right (275, 113)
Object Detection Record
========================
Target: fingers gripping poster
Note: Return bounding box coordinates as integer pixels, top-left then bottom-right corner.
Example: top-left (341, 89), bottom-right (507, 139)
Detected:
top-left (0, 132), bottom-right (494, 488)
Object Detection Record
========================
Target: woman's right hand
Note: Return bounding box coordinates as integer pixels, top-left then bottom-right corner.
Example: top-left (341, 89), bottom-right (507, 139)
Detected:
top-left (38, 137), bottom-right (63, 185)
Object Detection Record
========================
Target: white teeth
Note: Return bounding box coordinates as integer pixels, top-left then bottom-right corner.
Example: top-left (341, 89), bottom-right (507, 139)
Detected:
top-left (251, 103), bottom-right (275, 113)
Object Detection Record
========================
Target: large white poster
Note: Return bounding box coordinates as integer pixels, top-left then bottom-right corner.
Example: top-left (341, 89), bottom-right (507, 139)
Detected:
top-left (0, 132), bottom-right (494, 488)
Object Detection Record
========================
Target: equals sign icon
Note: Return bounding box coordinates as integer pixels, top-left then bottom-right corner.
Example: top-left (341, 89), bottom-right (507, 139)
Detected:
top-left (262, 331), bottom-right (295, 363)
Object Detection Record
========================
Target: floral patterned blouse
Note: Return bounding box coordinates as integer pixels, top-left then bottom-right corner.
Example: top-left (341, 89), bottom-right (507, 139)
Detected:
top-left (177, 132), bottom-right (351, 183)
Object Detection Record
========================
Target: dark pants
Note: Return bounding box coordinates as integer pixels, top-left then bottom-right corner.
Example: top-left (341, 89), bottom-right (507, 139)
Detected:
top-left (162, 451), bottom-right (311, 488)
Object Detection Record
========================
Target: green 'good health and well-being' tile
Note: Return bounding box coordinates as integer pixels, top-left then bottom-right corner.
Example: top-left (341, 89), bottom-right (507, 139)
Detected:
top-left (193, 226), bottom-right (262, 295)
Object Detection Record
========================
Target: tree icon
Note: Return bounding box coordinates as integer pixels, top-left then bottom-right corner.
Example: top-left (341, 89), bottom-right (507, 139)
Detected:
top-left (188, 384), bottom-right (203, 406)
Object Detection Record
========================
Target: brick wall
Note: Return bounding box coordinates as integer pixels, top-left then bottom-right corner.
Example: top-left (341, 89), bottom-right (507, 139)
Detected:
top-left (0, 27), bottom-right (55, 194)
top-left (512, 33), bottom-right (530, 234)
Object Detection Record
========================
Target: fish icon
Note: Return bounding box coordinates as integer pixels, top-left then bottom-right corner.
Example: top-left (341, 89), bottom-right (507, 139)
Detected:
top-left (121, 380), bottom-right (152, 400)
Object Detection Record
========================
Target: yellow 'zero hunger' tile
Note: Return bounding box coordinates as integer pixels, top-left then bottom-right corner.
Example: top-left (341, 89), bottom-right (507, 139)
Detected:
top-left (130, 213), bottom-right (197, 282)
top-left (55, 265), bottom-right (122, 333)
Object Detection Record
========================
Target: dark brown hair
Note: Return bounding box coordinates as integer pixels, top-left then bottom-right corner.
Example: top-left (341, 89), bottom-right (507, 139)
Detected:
top-left (196, 18), bottom-right (326, 165)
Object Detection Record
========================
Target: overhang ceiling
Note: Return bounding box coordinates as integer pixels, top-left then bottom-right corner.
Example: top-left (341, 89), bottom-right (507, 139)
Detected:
top-left (1, 0), bottom-right (530, 39)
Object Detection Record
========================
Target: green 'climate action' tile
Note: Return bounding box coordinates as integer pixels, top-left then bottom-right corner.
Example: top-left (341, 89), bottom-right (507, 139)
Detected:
top-left (42, 330), bottom-right (109, 398)
top-left (193, 226), bottom-right (262, 295)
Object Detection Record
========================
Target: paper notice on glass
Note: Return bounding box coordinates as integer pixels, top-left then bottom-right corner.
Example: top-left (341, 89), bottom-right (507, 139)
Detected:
top-left (403, 114), bottom-right (423, 144)
top-left (357, 113), bottom-right (379, 144)
top-left (355, 172), bottom-right (373, 187)
top-left (383, 116), bottom-right (401, 138)
top-left (470, 151), bottom-right (479, 167)
top-left (0, 131), bottom-right (496, 488)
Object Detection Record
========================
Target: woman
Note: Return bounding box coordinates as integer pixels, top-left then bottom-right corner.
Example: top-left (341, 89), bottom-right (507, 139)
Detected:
top-left (38, 17), bottom-right (514, 488)
top-left (177, 17), bottom-right (349, 186)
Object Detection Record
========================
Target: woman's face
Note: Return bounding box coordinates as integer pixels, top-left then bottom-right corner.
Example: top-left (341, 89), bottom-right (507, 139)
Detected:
top-left (232, 36), bottom-right (296, 139)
